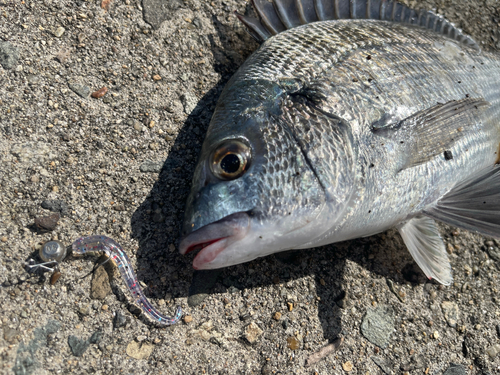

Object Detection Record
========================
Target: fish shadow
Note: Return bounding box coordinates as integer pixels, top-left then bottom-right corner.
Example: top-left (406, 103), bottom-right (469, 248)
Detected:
top-left (129, 12), bottom-right (427, 343)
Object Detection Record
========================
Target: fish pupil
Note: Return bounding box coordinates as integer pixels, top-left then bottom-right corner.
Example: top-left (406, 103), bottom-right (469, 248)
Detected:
top-left (221, 153), bottom-right (240, 174)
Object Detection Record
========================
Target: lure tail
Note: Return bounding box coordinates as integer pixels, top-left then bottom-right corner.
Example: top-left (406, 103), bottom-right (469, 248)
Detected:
top-left (72, 235), bottom-right (182, 326)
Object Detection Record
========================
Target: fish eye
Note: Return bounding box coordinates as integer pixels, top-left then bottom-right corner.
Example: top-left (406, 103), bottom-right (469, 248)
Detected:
top-left (210, 140), bottom-right (251, 180)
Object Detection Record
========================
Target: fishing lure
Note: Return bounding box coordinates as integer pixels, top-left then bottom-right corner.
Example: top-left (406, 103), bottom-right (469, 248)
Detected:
top-left (72, 235), bottom-right (182, 326)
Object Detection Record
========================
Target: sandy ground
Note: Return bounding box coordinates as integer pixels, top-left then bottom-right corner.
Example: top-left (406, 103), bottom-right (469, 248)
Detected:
top-left (1, 0), bottom-right (500, 374)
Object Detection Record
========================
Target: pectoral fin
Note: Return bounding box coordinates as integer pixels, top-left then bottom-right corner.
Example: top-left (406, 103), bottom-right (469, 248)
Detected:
top-left (372, 98), bottom-right (489, 168)
top-left (424, 165), bottom-right (500, 238)
top-left (397, 215), bottom-right (452, 285)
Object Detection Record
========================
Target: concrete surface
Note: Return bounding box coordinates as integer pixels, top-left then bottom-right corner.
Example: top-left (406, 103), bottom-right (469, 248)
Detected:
top-left (1, 0), bottom-right (500, 374)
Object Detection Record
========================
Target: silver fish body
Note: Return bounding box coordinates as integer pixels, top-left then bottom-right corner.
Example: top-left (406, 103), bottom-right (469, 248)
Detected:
top-left (180, 8), bottom-right (500, 284)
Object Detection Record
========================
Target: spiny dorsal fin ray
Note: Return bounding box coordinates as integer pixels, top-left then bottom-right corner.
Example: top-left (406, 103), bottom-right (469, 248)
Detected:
top-left (236, 0), bottom-right (478, 50)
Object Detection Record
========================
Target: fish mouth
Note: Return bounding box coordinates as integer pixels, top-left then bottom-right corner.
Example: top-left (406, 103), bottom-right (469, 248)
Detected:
top-left (179, 212), bottom-right (250, 269)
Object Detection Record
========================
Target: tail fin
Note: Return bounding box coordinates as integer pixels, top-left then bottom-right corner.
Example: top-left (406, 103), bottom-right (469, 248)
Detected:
top-left (424, 165), bottom-right (500, 239)
top-left (235, 0), bottom-right (477, 49)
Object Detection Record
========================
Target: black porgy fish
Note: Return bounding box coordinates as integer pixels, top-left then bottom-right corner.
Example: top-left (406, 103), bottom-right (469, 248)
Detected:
top-left (179, 0), bottom-right (500, 285)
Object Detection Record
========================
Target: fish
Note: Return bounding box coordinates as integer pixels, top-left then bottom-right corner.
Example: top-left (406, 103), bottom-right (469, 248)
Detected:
top-left (179, 0), bottom-right (500, 285)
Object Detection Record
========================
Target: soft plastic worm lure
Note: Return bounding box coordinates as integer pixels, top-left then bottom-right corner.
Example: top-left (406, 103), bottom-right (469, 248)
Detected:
top-left (72, 235), bottom-right (182, 326)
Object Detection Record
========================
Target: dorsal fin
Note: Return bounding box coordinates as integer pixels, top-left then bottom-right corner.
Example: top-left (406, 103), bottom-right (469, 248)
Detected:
top-left (235, 0), bottom-right (478, 50)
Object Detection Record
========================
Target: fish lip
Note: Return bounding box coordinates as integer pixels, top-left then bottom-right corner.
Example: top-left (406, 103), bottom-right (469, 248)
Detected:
top-left (179, 212), bottom-right (251, 268)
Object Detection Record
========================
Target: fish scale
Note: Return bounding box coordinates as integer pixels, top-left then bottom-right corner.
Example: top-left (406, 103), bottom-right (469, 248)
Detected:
top-left (180, 1), bottom-right (500, 284)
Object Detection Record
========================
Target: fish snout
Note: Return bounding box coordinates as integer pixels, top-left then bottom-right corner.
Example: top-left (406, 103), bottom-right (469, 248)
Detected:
top-left (179, 212), bottom-right (251, 269)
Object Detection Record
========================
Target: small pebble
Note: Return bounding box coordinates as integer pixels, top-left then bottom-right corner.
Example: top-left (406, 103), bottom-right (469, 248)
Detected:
top-left (183, 315), bottom-right (193, 323)
top-left (126, 341), bottom-right (154, 360)
top-left (273, 312), bottom-right (282, 321)
top-left (486, 344), bottom-right (500, 358)
top-left (34, 213), bottom-right (60, 232)
top-left (68, 82), bottom-right (91, 98)
top-left (443, 363), bottom-right (466, 375)
top-left (78, 305), bottom-right (91, 316)
top-left (3, 327), bottom-right (20, 343)
top-left (244, 322), bottom-right (263, 344)
top-left (113, 311), bottom-right (127, 328)
top-left (1, 236), bottom-right (7, 243)
top-left (90, 266), bottom-right (112, 300)
top-left (0, 41), bottom-right (20, 69)
top-left (68, 335), bottom-right (90, 357)
top-left (101, 0), bottom-right (112, 11)
top-left (287, 336), bottom-right (300, 350)
top-left (91, 87), bottom-right (108, 98)
top-left (50, 271), bottom-right (62, 285)
top-left (287, 302), bottom-right (293, 312)
top-left (446, 243), bottom-right (454, 254)
top-left (342, 361), bottom-right (353, 372)
top-left (152, 74), bottom-right (161, 81)
top-left (53, 27), bottom-right (65, 37)
top-left (441, 301), bottom-right (459, 328)
top-left (89, 330), bottom-right (103, 344)
top-left (432, 331), bottom-right (439, 339)
top-left (56, 48), bottom-right (71, 63)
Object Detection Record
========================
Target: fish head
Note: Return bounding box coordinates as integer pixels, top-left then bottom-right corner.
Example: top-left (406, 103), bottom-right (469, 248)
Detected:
top-left (180, 79), bottom-right (352, 269)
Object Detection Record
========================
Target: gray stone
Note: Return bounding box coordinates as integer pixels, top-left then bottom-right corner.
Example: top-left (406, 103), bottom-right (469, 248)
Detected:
top-left (13, 320), bottom-right (60, 375)
top-left (0, 41), bottom-right (19, 69)
top-left (360, 305), bottom-right (395, 349)
top-left (68, 82), bottom-right (90, 98)
top-left (371, 356), bottom-right (393, 375)
top-left (89, 330), bottom-right (103, 344)
top-left (142, 0), bottom-right (184, 29)
top-left (180, 92), bottom-right (198, 114)
top-left (139, 160), bottom-right (163, 173)
top-left (68, 335), bottom-right (90, 357)
top-left (113, 311), bottom-right (127, 329)
top-left (443, 363), bottom-right (467, 375)
top-left (41, 199), bottom-right (70, 216)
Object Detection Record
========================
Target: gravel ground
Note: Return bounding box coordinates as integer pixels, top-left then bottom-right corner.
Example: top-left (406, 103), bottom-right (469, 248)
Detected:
top-left (1, 0), bottom-right (500, 374)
